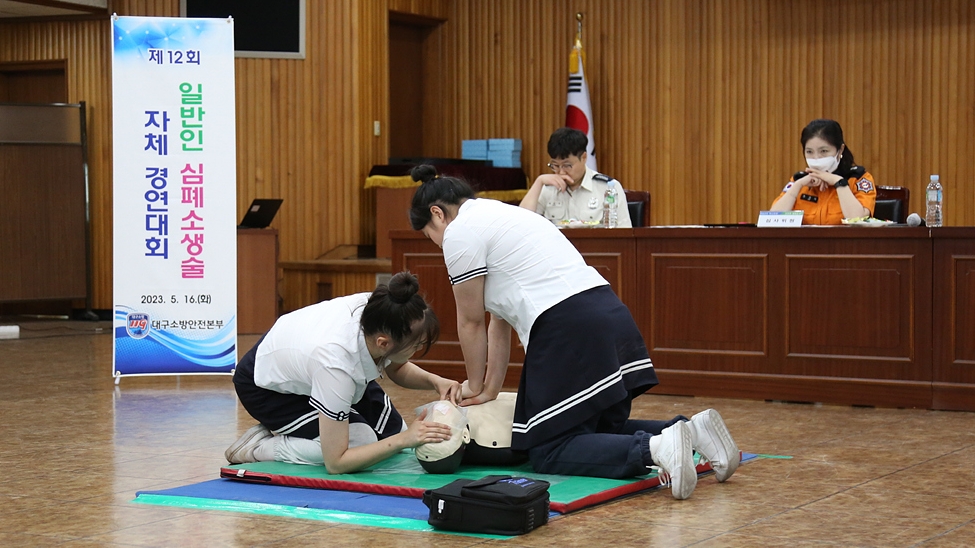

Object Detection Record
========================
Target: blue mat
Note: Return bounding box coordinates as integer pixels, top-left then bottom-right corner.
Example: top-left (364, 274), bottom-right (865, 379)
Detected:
top-left (134, 479), bottom-right (547, 537)
top-left (134, 453), bottom-right (763, 535)
top-left (138, 479), bottom-right (430, 519)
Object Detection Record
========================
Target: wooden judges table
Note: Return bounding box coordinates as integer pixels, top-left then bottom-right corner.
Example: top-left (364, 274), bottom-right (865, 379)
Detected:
top-left (391, 226), bottom-right (975, 412)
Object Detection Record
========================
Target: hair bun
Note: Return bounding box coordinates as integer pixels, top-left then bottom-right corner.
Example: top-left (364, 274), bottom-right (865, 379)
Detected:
top-left (387, 271), bottom-right (420, 305)
top-left (410, 164), bottom-right (439, 184)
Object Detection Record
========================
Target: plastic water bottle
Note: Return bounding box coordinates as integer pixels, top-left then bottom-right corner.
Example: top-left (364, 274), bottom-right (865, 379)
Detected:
top-left (602, 180), bottom-right (620, 228)
top-left (925, 174), bottom-right (943, 227)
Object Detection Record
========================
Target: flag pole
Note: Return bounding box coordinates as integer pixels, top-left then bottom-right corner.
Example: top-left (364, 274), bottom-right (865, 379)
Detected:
top-left (570, 13), bottom-right (586, 76)
top-left (566, 12), bottom-right (596, 170)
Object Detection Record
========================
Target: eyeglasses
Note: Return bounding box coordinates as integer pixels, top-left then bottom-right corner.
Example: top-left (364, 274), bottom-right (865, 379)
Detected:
top-left (547, 162), bottom-right (574, 173)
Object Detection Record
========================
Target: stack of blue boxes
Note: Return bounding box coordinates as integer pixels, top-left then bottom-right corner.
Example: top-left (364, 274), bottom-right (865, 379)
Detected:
top-left (487, 139), bottom-right (522, 168)
top-left (462, 138), bottom-right (522, 168)
top-left (461, 139), bottom-right (488, 161)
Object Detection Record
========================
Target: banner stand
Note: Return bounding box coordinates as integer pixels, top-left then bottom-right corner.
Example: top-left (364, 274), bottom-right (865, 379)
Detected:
top-left (111, 14), bottom-right (238, 382)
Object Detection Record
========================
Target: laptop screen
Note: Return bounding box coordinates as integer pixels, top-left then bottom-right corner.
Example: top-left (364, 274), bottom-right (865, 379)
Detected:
top-left (238, 199), bottom-right (283, 229)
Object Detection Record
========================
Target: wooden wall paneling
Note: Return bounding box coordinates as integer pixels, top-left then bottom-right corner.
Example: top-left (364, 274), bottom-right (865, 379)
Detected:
top-left (358, 0), bottom-right (380, 247)
top-left (650, 1), bottom-right (675, 226)
top-left (932, 230), bottom-right (975, 410)
top-left (388, 21), bottom-right (423, 158)
top-left (523, 1), bottom-right (550, 177)
top-left (0, 20), bottom-right (111, 307)
top-left (281, 270), bottom-right (379, 314)
top-left (396, 227), bottom-right (952, 408)
top-left (676, 1), bottom-right (703, 225)
top-left (388, 0), bottom-right (451, 21)
top-left (650, 253), bottom-right (768, 356)
top-left (0, 66), bottom-right (67, 103)
top-left (236, 228), bottom-right (278, 334)
top-left (637, 228), bottom-right (934, 385)
top-left (3, 0), bottom-right (975, 313)
top-left (948, 257), bottom-right (975, 364)
top-left (357, 0), bottom-right (385, 245)
top-left (945, 0), bottom-right (975, 227)
top-left (0, 145), bottom-right (87, 301)
top-left (784, 255), bottom-right (915, 361)
top-left (563, 230), bottom-right (637, 306)
top-left (778, 238), bottom-right (933, 384)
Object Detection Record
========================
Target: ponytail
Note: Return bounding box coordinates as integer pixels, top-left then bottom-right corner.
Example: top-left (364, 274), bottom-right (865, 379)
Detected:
top-left (409, 165), bottom-right (476, 230)
top-left (361, 270), bottom-right (439, 358)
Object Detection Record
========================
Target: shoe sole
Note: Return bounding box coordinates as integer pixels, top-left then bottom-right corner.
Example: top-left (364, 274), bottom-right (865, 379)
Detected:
top-left (225, 424), bottom-right (271, 464)
top-left (668, 422), bottom-right (697, 500)
top-left (694, 409), bottom-right (740, 482)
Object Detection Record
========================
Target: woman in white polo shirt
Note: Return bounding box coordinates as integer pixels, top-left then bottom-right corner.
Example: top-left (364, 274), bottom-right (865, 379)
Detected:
top-left (225, 271), bottom-right (459, 474)
top-left (408, 165), bottom-right (740, 499)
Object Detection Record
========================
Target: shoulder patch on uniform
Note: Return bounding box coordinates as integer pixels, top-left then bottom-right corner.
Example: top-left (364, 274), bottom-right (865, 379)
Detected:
top-left (783, 182), bottom-right (794, 192)
top-left (592, 173), bottom-right (611, 182)
top-left (856, 177), bottom-right (874, 193)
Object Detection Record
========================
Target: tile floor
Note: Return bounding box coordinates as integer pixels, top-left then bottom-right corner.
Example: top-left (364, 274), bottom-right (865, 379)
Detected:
top-left (1, 328), bottom-right (974, 547)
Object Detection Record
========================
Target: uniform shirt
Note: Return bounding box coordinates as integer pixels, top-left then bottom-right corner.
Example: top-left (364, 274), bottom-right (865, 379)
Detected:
top-left (253, 293), bottom-right (388, 423)
top-left (443, 198), bottom-right (608, 348)
top-left (534, 167), bottom-right (633, 227)
top-left (772, 166), bottom-right (877, 225)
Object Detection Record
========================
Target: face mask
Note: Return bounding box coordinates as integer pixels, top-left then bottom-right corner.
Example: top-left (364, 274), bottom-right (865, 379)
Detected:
top-left (806, 154), bottom-right (840, 173)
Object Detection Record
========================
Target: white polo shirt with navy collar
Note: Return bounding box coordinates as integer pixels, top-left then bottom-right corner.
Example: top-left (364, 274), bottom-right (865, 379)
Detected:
top-left (442, 198), bottom-right (608, 348)
top-left (254, 293), bottom-right (388, 423)
top-left (534, 167), bottom-right (633, 227)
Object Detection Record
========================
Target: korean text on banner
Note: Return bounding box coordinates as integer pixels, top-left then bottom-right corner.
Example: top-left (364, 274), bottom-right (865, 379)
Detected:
top-left (112, 16), bottom-right (237, 378)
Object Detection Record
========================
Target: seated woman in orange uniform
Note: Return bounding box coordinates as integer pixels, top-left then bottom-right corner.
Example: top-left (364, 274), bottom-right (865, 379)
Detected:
top-left (770, 119), bottom-right (876, 225)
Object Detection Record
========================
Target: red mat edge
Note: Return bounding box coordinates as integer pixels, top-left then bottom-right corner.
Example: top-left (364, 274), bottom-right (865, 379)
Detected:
top-left (220, 458), bottom-right (717, 514)
top-left (220, 467), bottom-right (428, 499)
top-left (556, 460), bottom-right (714, 513)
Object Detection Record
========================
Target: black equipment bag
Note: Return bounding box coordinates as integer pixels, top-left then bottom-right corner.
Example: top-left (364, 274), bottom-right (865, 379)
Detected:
top-left (422, 475), bottom-right (550, 535)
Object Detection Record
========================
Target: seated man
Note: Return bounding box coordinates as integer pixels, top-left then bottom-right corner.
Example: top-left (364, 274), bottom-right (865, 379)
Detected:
top-left (519, 127), bottom-right (632, 227)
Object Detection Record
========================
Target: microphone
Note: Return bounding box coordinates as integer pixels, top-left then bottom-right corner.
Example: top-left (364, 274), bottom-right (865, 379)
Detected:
top-left (906, 213), bottom-right (925, 227)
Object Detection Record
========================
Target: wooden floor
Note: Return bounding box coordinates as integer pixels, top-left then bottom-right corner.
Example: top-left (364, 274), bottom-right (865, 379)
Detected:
top-left (2, 326), bottom-right (975, 547)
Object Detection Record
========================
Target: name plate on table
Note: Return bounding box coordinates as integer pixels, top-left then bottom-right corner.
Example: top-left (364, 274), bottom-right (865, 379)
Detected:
top-left (757, 211), bottom-right (803, 227)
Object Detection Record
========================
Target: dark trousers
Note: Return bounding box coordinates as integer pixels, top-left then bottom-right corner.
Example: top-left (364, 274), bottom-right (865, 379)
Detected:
top-left (527, 395), bottom-right (687, 478)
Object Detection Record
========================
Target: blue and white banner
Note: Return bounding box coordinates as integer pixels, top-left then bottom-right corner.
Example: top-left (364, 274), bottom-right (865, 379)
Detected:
top-left (112, 15), bottom-right (237, 378)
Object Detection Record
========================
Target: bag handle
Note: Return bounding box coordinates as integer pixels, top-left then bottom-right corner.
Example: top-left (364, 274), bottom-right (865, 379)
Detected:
top-left (463, 474), bottom-right (512, 489)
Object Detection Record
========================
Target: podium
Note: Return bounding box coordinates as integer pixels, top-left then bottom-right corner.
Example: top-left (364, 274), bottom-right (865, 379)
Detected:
top-left (237, 228), bottom-right (278, 334)
top-left (367, 163), bottom-right (529, 258)
top-left (374, 186), bottom-right (416, 259)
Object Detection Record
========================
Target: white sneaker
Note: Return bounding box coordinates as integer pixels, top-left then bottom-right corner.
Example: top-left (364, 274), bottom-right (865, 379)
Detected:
top-left (225, 424), bottom-right (273, 464)
top-left (651, 421), bottom-right (697, 500)
top-left (687, 409), bottom-right (740, 482)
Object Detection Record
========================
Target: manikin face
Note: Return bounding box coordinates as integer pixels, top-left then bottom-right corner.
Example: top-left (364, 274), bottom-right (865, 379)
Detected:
top-left (547, 153), bottom-right (588, 187)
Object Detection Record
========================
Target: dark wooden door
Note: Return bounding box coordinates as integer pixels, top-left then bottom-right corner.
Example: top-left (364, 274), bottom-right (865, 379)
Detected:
top-left (0, 61), bottom-right (67, 103)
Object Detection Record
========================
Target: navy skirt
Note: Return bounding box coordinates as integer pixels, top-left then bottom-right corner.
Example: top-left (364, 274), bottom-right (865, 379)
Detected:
top-left (233, 335), bottom-right (403, 440)
top-left (511, 285), bottom-right (658, 450)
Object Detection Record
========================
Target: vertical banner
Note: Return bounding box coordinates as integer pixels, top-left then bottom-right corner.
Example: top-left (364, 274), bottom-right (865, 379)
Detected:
top-left (112, 15), bottom-right (237, 379)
